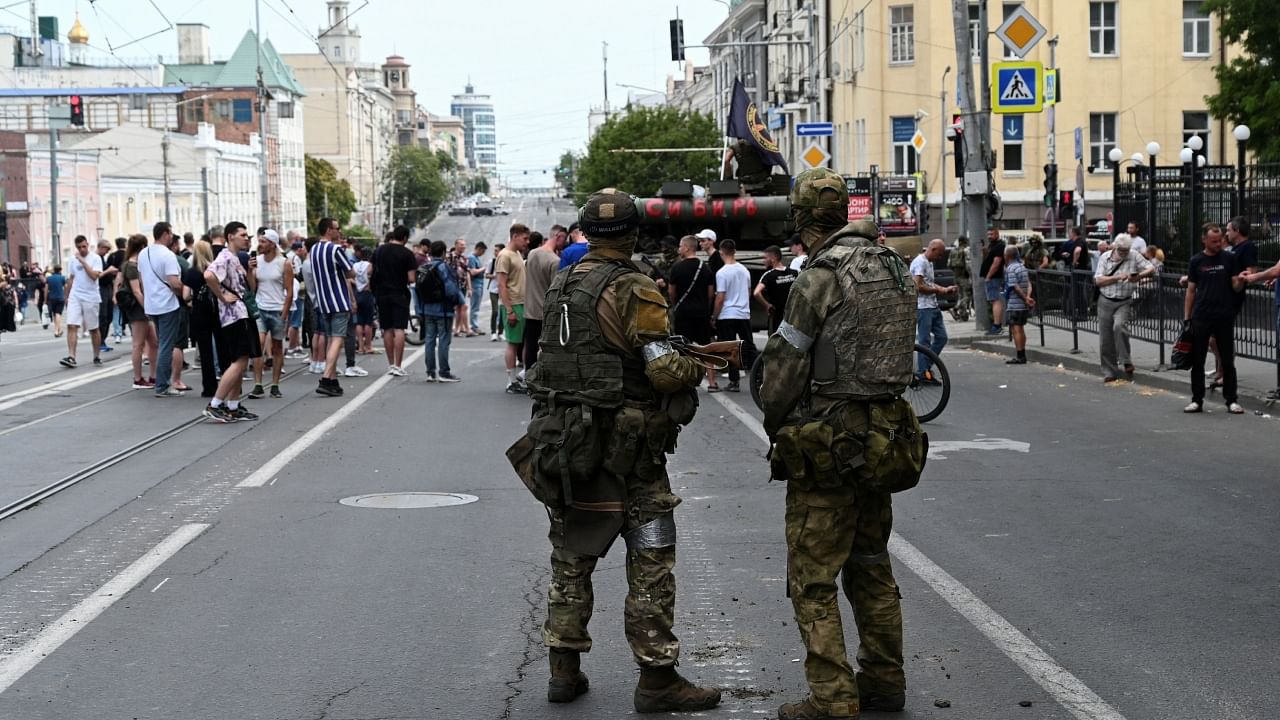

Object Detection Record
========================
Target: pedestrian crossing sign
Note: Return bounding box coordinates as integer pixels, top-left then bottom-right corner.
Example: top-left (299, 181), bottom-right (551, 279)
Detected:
top-left (992, 61), bottom-right (1043, 114)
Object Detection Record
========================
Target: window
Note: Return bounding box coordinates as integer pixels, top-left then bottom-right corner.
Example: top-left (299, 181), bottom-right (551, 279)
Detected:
top-left (105, 202), bottom-right (112, 223)
top-left (278, 101), bottom-right (294, 119)
top-left (1183, 111), bottom-right (1210, 162)
top-left (1002, 4), bottom-right (1021, 59)
top-left (889, 6), bottom-right (914, 65)
top-left (233, 99), bottom-right (253, 123)
top-left (968, 4), bottom-right (981, 62)
top-left (1090, 112), bottom-right (1117, 170)
top-left (1090, 1), bottom-right (1117, 56)
top-left (851, 10), bottom-right (865, 72)
top-left (855, 118), bottom-right (867, 172)
top-left (891, 116), bottom-right (918, 174)
top-left (215, 100), bottom-right (232, 120)
top-left (397, 109), bottom-right (411, 125)
top-left (333, 45), bottom-right (342, 58)
top-left (1003, 140), bottom-right (1023, 173)
top-left (184, 102), bottom-right (205, 124)
top-left (1183, 1), bottom-right (1210, 56)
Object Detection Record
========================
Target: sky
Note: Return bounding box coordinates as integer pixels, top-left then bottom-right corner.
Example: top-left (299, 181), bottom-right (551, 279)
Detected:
top-left (7, 0), bottom-right (732, 185)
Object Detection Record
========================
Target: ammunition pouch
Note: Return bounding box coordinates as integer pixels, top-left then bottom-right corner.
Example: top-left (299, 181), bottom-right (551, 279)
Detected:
top-left (506, 404), bottom-right (607, 508)
top-left (664, 387), bottom-right (699, 428)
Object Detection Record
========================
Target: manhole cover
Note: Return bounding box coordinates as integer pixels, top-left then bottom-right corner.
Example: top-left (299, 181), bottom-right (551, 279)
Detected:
top-left (339, 492), bottom-right (479, 509)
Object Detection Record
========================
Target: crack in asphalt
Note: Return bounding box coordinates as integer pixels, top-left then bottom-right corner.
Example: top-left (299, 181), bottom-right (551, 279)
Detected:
top-left (192, 549), bottom-right (230, 576)
top-left (498, 563), bottom-right (549, 720)
top-left (308, 681), bottom-right (366, 720)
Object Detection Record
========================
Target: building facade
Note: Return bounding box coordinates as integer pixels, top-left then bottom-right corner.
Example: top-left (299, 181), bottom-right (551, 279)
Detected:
top-left (825, 0), bottom-right (1231, 231)
top-left (0, 132), bottom-right (100, 269)
top-left (450, 83), bottom-right (496, 172)
top-left (382, 56), bottom-right (417, 147)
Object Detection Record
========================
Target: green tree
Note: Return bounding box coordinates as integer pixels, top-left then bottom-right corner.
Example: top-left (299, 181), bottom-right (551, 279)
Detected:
top-left (383, 146), bottom-right (450, 228)
top-left (574, 105), bottom-right (720, 202)
top-left (1203, 0), bottom-right (1280, 160)
top-left (463, 175), bottom-right (490, 196)
top-left (556, 150), bottom-right (578, 194)
top-left (305, 155), bottom-right (357, 232)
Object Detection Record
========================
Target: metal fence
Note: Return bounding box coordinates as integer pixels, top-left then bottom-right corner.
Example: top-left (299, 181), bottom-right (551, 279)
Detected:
top-left (1027, 268), bottom-right (1279, 388)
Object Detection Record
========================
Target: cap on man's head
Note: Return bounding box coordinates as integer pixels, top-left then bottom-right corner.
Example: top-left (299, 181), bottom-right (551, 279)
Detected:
top-left (695, 229), bottom-right (717, 242)
top-left (579, 188), bottom-right (639, 237)
top-left (261, 229), bottom-right (280, 245)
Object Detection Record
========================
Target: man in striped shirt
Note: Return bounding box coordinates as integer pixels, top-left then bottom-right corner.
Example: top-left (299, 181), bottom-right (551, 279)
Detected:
top-left (311, 217), bottom-right (356, 397)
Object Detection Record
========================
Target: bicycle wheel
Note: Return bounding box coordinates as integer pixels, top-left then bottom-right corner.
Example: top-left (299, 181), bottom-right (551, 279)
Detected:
top-left (906, 343), bottom-right (950, 423)
top-left (405, 314), bottom-right (424, 346)
top-left (749, 354), bottom-right (765, 410)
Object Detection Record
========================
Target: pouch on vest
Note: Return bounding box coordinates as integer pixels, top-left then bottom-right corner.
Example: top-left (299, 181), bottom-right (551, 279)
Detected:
top-left (858, 398), bottom-right (928, 494)
top-left (770, 426), bottom-right (808, 483)
top-left (603, 406), bottom-right (646, 476)
top-left (796, 420), bottom-right (842, 489)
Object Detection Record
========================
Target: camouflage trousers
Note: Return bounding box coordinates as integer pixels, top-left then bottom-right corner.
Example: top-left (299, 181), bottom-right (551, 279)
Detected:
top-left (785, 484), bottom-right (904, 715)
top-left (542, 461), bottom-right (683, 668)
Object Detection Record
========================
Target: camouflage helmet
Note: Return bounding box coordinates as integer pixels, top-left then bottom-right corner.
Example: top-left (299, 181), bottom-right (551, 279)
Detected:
top-left (790, 168), bottom-right (849, 210)
top-left (579, 188), bottom-right (640, 237)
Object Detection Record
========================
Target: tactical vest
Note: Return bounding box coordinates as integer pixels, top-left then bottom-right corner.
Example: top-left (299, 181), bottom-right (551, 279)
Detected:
top-left (733, 139), bottom-right (769, 187)
top-left (809, 230), bottom-right (917, 400)
top-left (527, 260), bottom-right (652, 407)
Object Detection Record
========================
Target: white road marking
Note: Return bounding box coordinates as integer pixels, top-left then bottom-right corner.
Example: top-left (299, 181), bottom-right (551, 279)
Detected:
top-left (149, 577), bottom-right (170, 593)
top-left (0, 362), bottom-right (131, 409)
top-left (237, 348), bottom-right (425, 487)
top-left (714, 393), bottom-right (1126, 720)
top-left (0, 523), bottom-right (209, 694)
top-left (708, 392), bottom-right (770, 445)
top-left (927, 438), bottom-right (1031, 459)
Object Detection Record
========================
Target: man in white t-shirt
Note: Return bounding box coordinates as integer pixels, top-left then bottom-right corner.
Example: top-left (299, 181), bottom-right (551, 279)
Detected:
top-left (911, 239), bottom-right (957, 384)
top-left (712, 239), bottom-right (757, 392)
top-left (788, 235), bottom-right (808, 271)
top-left (1126, 221), bottom-right (1148, 257)
top-left (138, 221), bottom-right (186, 396)
top-left (60, 235), bottom-right (105, 368)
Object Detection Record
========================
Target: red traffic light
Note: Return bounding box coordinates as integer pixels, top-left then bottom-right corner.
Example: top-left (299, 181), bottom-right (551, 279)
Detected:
top-left (69, 95), bottom-right (81, 107)
top-left (68, 94), bottom-right (85, 126)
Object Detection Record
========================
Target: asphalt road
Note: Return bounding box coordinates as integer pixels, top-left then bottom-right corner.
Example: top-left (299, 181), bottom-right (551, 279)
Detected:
top-left (0, 199), bottom-right (1277, 719)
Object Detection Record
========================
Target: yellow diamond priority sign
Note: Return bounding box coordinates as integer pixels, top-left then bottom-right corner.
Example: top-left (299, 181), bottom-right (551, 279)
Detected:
top-left (995, 6), bottom-right (1046, 59)
top-left (801, 142), bottom-right (830, 169)
top-left (910, 130), bottom-right (927, 154)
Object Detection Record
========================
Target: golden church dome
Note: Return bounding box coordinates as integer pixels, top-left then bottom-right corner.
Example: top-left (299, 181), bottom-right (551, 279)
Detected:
top-left (67, 15), bottom-right (88, 45)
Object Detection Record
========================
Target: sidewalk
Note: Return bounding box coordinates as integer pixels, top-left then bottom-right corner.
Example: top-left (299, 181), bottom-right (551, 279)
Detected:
top-left (946, 315), bottom-right (1280, 411)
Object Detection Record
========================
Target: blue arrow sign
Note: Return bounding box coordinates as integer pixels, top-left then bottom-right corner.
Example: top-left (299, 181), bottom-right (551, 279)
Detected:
top-left (796, 122), bottom-right (834, 137)
top-left (1003, 115), bottom-right (1023, 142)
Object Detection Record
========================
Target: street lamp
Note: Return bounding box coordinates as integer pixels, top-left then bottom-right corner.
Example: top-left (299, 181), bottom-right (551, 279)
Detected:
top-left (1234, 124), bottom-right (1250, 216)
top-left (1146, 142), bottom-right (1159, 257)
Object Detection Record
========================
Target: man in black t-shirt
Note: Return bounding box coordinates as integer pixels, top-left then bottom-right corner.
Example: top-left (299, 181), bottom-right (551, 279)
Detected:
top-left (752, 245), bottom-right (797, 334)
top-left (1183, 223), bottom-right (1246, 414)
top-left (668, 234), bottom-right (719, 390)
top-left (979, 229), bottom-right (1006, 334)
top-left (95, 239), bottom-right (122, 351)
top-left (370, 225), bottom-right (418, 376)
top-left (696, 229), bottom-right (724, 275)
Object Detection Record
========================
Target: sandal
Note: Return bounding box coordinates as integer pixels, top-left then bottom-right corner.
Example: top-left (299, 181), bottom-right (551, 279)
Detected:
top-left (173, 383), bottom-right (191, 392)
top-left (707, 385), bottom-right (721, 393)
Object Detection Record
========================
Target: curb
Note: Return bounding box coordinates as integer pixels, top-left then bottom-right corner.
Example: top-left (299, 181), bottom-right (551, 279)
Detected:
top-left (966, 338), bottom-right (1278, 415)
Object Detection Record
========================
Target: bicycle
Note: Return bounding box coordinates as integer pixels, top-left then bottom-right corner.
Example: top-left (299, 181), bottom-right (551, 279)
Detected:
top-left (748, 343), bottom-right (950, 423)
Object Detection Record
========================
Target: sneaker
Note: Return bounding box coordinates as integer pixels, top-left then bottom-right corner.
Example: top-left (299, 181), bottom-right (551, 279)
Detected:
top-left (1226, 402), bottom-right (1244, 414)
top-left (99, 344), bottom-right (113, 353)
top-left (247, 384), bottom-right (266, 399)
top-left (505, 381), bottom-right (525, 394)
top-left (438, 373), bottom-right (461, 383)
top-left (386, 365), bottom-right (399, 376)
top-left (426, 372), bottom-right (439, 383)
top-left (155, 387), bottom-right (184, 398)
top-left (316, 379), bottom-right (344, 397)
top-left (132, 377), bottom-right (155, 389)
top-left (93, 357), bottom-right (103, 366)
top-left (726, 382), bottom-right (740, 393)
top-left (393, 366), bottom-right (408, 376)
top-left (59, 356), bottom-right (76, 368)
top-left (203, 404), bottom-right (234, 423)
top-left (490, 333), bottom-right (500, 342)
top-left (230, 405), bottom-right (259, 421)
top-left (1184, 402), bottom-right (1203, 413)
top-left (1005, 356), bottom-right (1027, 365)
top-left (344, 365), bottom-right (369, 377)
top-left (269, 385), bottom-right (283, 399)
top-left (114, 334), bottom-right (123, 344)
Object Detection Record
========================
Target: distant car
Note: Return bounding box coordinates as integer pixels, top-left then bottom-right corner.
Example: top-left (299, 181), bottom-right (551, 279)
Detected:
top-left (472, 206), bottom-right (494, 217)
top-left (447, 206), bottom-right (470, 216)
top-left (493, 206), bottom-right (510, 215)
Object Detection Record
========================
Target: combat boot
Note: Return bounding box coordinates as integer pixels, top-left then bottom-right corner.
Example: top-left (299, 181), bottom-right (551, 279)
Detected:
top-left (547, 648), bottom-right (589, 703)
top-left (855, 672), bottom-right (905, 712)
top-left (633, 666), bottom-right (721, 713)
top-left (776, 697), bottom-right (859, 719)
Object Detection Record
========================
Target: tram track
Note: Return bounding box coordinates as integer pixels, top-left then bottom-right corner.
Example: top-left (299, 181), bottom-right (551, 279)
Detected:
top-left (0, 363), bottom-right (312, 522)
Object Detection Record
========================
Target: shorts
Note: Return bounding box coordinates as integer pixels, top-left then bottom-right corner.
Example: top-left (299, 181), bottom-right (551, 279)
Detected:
top-left (317, 311), bottom-right (351, 338)
top-left (123, 299), bottom-right (147, 324)
top-left (65, 297), bottom-right (100, 330)
top-left (217, 317), bottom-right (262, 360)
top-left (984, 279), bottom-right (1003, 303)
top-left (1006, 309), bottom-right (1029, 326)
top-left (376, 296), bottom-right (410, 330)
top-left (288, 298), bottom-right (304, 329)
top-left (673, 312), bottom-right (712, 345)
top-left (256, 308), bottom-right (287, 341)
top-left (312, 307), bottom-right (327, 335)
top-left (355, 290), bottom-right (376, 325)
top-left (175, 306), bottom-right (190, 350)
top-left (500, 303), bottom-right (525, 345)
top-left (47, 299), bottom-right (65, 316)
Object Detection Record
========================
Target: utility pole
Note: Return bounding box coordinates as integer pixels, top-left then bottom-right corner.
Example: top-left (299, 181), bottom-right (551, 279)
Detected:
top-left (49, 123), bottom-right (59, 262)
top-left (601, 42), bottom-right (609, 114)
top-left (941, 66), bottom-right (950, 248)
top-left (200, 166), bottom-right (210, 234)
top-left (255, 0), bottom-right (270, 229)
top-left (388, 173), bottom-right (395, 230)
top-left (1046, 36), bottom-right (1059, 242)
top-left (952, 0), bottom-right (992, 332)
top-left (162, 132), bottom-right (172, 222)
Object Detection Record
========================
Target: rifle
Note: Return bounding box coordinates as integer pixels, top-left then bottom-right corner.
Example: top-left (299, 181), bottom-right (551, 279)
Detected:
top-left (670, 336), bottom-right (742, 370)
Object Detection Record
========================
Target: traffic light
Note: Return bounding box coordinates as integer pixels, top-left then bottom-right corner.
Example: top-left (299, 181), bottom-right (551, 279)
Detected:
top-left (1043, 163), bottom-right (1058, 206)
top-left (68, 95), bottom-right (84, 126)
top-left (1058, 190), bottom-right (1074, 220)
top-left (669, 19), bottom-right (685, 62)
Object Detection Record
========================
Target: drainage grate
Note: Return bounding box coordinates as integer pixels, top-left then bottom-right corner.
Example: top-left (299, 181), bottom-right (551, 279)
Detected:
top-left (338, 492), bottom-right (479, 509)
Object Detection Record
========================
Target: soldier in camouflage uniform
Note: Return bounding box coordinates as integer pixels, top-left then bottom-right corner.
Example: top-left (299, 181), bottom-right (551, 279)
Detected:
top-left (761, 169), bottom-right (916, 720)
top-left (519, 189), bottom-right (721, 714)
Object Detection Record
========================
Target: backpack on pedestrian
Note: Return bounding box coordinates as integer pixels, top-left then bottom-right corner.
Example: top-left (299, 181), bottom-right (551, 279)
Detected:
top-left (415, 260), bottom-right (446, 304)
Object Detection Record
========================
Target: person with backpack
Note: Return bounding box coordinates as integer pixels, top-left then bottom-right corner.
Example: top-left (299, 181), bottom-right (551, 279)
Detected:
top-left (760, 169), bottom-right (924, 720)
top-left (419, 240), bottom-right (465, 382)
